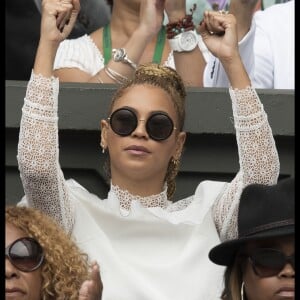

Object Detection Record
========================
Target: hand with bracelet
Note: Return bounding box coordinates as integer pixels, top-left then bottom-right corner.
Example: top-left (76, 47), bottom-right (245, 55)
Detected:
top-left (52, 0), bottom-right (206, 86)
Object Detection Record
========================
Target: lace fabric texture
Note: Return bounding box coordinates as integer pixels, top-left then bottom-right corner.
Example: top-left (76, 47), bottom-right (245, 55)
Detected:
top-left (112, 183), bottom-right (170, 211)
top-left (18, 72), bottom-right (279, 240)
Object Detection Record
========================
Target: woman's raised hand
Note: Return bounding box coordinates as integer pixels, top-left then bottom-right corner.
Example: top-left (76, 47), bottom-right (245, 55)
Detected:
top-left (40, 0), bottom-right (80, 44)
top-left (138, 0), bottom-right (165, 38)
top-left (197, 10), bottom-right (239, 62)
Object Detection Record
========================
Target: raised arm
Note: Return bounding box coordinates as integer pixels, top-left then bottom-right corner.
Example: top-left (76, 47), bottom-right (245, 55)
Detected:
top-left (165, 0), bottom-right (206, 86)
top-left (54, 0), bottom-right (206, 86)
top-left (199, 11), bottom-right (279, 240)
top-left (202, 0), bottom-right (258, 87)
top-left (54, 0), bottom-right (164, 83)
top-left (17, 0), bottom-right (80, 232)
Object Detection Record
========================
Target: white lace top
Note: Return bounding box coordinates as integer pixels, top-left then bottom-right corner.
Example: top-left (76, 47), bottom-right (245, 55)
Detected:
top-left (53, 34), bottom-right (210, 74)
top-left (17, 72), bottom-right (279, 300)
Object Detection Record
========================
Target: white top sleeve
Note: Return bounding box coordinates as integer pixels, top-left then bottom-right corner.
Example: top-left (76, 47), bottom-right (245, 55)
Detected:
top-left (17, 72), bottom-right (279, 241)
top-left (53, 35), bottom-right (105, 76)
top-left (53, 34), bottom-right (209, 74)
top-left (17, 72), bottom-right (74, 232)
top-left (212, 86), bottom-right (279, 241)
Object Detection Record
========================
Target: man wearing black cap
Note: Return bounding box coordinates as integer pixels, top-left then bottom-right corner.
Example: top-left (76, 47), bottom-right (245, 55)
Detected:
top-left (209, 177), bottom-right (295, 300)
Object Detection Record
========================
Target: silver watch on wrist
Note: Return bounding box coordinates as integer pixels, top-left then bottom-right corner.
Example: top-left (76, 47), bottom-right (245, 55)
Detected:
top-left (112, 48), bottom-right (137, 70)
top-left (168, 30), bottom-right (199, 52)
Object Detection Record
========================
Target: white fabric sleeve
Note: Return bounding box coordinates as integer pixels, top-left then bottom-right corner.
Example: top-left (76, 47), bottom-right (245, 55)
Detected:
top-left (212, 86), bottom-right (280, 241)
top-left (17, 72), bottom-right (74, 233)
top-left (53, 35), bottom-right (104, 76)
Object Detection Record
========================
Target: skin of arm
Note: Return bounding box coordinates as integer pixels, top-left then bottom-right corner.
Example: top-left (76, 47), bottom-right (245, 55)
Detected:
top-left (53, 0), bottom-right (206, 86)
top-left (26, 3), bottom-right (104, 297)
top-left (199, 11), bottom-right (279, 240)
top-left (35, 0), bottom-right (80, 77)
top-left (164, 0), bottom-right (206, 86)
top-left (53, 0), bottom-right (163, 83)
top-left (199, 11), bottom-right (250, 88)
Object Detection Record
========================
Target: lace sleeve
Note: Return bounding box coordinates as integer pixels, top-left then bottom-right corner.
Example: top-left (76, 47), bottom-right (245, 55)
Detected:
top-left (17, 71), bottom-right (74, 233)
top-left (212, 86), bottom-right (280, 241)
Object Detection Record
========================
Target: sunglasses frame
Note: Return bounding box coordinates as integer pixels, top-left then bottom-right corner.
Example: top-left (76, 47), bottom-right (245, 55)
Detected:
top-left (248, 248), bottom-right (294, 278)
top-left (5, 237), bottom-right (45, 272)
top-left (108, 108), bottom-right (177, 141)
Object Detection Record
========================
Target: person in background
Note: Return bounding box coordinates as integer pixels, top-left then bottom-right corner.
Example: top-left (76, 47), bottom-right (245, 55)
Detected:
top-left (203, 0), bottom-right (294, 89)
top-left (17, 1), bottom-right (279, 298)
top-left (6, 206), bottom-right (102, 299)
top-left (209, 177), bottom-right (294, 299)
top-left (52, 0), bottom-right (206, 86)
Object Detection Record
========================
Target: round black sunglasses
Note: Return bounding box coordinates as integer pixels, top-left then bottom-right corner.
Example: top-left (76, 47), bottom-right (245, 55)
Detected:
top-left (108, 108), bottom-right (177, 141)
top-left (6, 237), bottom-right (45, 272)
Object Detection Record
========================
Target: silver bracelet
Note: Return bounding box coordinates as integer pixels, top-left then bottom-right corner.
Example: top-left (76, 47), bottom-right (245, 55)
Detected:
top-left (104, 66), bottom-right (128, 84)
top-left (112, 48), bottom-right (137, 70)
top-left (97, 72), bottom-right (104, 84)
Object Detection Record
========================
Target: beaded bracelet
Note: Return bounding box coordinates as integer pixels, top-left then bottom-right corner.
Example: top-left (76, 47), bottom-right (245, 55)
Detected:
top-left (166, 4), bottom-right (197, 39)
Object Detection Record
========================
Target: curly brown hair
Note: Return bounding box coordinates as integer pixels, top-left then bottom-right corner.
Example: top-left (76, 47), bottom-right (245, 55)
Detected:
top-left (6, 206), bottom-right (90, 300)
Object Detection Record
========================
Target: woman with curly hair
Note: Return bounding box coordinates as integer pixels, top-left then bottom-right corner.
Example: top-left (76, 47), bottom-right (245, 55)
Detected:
top-left (5, 206), bottom-right (102, 299)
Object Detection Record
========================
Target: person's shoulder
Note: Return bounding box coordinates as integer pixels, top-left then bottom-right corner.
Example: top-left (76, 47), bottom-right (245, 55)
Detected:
top-left (59, 34), bottom-right (93, 47)
top-left (255, 1), bottom-right (294, 21)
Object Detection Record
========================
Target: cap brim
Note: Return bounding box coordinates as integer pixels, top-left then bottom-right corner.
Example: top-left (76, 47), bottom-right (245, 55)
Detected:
top-left (209, 226), bottom-right (294, 266)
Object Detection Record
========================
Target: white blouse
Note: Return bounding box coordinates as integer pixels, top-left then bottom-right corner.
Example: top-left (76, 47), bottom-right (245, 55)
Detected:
top-left (53, 34), bottom-right (210, 75)
top-left (17, 72), bottom-right (279, 299)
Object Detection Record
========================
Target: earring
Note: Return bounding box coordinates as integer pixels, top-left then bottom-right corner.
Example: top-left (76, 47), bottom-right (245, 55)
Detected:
top-left (171, 157), bottom-right (179, 166)
top-left (100, 143), bottom-right (106, 154)
top-left (240, 282), bottom-right (245, 300)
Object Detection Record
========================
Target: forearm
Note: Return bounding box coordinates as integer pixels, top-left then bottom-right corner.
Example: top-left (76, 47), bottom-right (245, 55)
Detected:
top-left (220, 53), bottom-right (251, 89)
top-left (34, 40), bottom-right (60, 78)
top-left (167, 4), bottom-right (206, 86)
top-left (213, 86), bottom-right (280, 241)
top-left (17, 70), bottom-right (74, 232)
top-left (89, 28), bottom-right (153, 84)
top-left (231, 86), bottom-right (280, 184)
top-left (173, 47), bottom-right (206, 87)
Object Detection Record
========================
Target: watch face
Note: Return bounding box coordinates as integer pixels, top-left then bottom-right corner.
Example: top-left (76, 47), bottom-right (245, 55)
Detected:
top-left (113, 48), bottom-right (125, 61)
top-left (179, 31), bottom-right (198, 51)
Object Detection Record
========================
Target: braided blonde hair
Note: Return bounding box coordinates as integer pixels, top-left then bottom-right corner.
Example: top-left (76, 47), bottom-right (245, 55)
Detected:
top-left (106, 63), bottom-right (187, 200)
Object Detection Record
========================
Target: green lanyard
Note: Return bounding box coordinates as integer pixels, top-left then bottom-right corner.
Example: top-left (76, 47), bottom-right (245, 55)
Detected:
top-left (103, 24), bottom-right (166, 65)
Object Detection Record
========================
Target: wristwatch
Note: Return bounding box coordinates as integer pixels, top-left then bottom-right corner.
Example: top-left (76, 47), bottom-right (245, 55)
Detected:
top-left (168, 30), bottom-right (199, 52)
top-left (112, 48), bottom-right (137, 70)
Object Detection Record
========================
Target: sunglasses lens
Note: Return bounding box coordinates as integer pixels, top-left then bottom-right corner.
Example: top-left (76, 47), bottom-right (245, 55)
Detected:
top-left (9, 238), bottom-right (44, 272)
top-left (110, 109), bottom-right (137, 136)
top-left (251, 249), bottom-right (293, 277)
top-left (147, 113), bottom-right (174, 141)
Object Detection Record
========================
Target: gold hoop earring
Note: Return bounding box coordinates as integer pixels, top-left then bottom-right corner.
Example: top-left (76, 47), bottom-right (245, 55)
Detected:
top-left (171, 157), bottom-right (180, 166)
top-left (100, 143), bottom-right (106, 154)
top-left (240, 282), bottom-right (245, 300)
